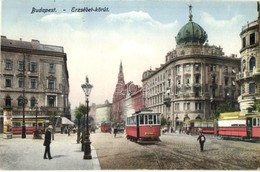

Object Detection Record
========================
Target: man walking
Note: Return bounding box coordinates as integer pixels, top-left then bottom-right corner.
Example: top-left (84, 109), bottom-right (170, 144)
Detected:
top-left (197, 132), bottom-right (206, 152)
top-left (43, 125), bottom-right (53, 160)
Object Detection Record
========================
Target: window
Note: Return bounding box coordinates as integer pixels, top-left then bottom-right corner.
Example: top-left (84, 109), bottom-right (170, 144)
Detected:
top-left (5, 95), bottom-right (12, 107)
top-left (177, 65), bottom-right (181, 73)
top-left (195, 64), bottom-right (200, 71)
top-left (249, 82), bottom-right (255, 94)
top-left (47, 95), bottom-right (56, 107)
top-left (249, 57), bottom-right (256, 71)
top-left (242, 37), bottom-right (246, 48)
top-left (5, 77), bottom-right (12, 87)
top-left (18, 78), bottom-right (24, 88)
top-left (195, 75), bottom-right (200, 83)
top-left (18, 60), bottom-right (24, 71)
top-left (212, 76), bottom-right (216, 84)
top-left (18, 96), bottom-right (24, 108)
top-left (30, 78), bottom-right (37, 89)
top-left (48, 78), bottom-right (55, 89)
top-left (30, 62), bottom-right (37, 73)
top-left (175, 103), bottom-right (179, 111)
top-left (139, 114), bottom-right (144, 125)
top-left (225, 66), bottom-right (228, 74)
top-left (30, 97), bottom-right (37, 108)
top-left (210, 64), bottom-right (216, 71)
top-left (184, 102), bottom-right (190, 110)
top-left (225, 77), bottom-right (229, 86)
top-left (195, 102), bottom-right (202, 110)
top-left (5, 59), bottom-right (13, 70)
top-left (250, 33), bottom-right (255, 45)
top-left (185, 64), bottom-right (190, 72)
top-left (49, 64), bottom-right (55, 73)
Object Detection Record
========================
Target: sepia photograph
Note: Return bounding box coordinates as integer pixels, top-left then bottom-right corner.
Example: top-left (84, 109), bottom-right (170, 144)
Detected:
top-left (0, 0), bottom-right (260, 170)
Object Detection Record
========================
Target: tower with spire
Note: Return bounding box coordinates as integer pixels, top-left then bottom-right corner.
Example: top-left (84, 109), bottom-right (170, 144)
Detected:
top-left (112, 61), bottom-right (127, 123)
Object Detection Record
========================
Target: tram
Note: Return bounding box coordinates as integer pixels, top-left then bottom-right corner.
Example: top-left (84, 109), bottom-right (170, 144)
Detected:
top-left (12, 118), bottom-right (46, 134)
top-left (189, 119), bottom-right (214, 135)
top-left (125, 110), bottom-right (161, 143)
top-left (217, 112), bottom-right (260, 140)
top-left (100, 122), bottom-right (112, 133)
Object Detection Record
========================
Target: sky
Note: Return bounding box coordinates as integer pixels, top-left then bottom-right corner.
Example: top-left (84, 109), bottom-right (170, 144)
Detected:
top-left (1, 0), bottom-right (258, 109)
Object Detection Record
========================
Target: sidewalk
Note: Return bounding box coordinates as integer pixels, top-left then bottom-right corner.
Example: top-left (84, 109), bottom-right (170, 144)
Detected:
top-left (0, 133), bottom-right (101, 170)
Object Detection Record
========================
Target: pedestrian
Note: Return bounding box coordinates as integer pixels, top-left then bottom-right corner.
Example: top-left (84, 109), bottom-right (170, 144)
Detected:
top-left (43, 125), bottom-right (53, 160)
top-left (197, 132), bottom-right (206, 152)
top-left (114, 125), bottom-right (117, 138)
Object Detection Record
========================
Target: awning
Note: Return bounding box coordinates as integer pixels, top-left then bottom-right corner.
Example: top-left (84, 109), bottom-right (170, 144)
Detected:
top-left (61, 117), bottom-right (74, 125)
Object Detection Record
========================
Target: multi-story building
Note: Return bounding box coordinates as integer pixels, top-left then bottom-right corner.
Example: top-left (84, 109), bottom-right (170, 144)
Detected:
top-left (142, 6), bottom-right (240, 130)
top-left (0, 36), bottom-right (70, 132)
top-left (95, 100), bottom-right (112, 126)
top-left (237, 2), bottom-right (260, 113)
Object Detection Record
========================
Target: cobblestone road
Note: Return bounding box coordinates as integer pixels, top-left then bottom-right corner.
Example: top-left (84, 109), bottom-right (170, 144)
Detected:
top-left (90, 131), bottom-right (260, 170)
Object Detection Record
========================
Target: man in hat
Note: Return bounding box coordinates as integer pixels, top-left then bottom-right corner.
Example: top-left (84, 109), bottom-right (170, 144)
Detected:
top-left (43, 125), bottom-right (53, 160)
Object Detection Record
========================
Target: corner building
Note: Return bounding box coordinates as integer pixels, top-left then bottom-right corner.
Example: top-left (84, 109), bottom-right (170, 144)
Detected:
top-left (0, 36), bottom-right (70, 132)
top-left (142, 7), bottom-right (240, 130)
top-left (237, 3), bottom-right (260, 113)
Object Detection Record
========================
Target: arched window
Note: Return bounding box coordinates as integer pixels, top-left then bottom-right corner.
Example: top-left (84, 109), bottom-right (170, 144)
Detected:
top-left (5, 95), bottom-right (12, 107)
top-left (30, 97), bottom-right (37, 108)
top-left (18, 96), bottom-right (24, 108)
top-left (249, 56), bottom-right (256, 71)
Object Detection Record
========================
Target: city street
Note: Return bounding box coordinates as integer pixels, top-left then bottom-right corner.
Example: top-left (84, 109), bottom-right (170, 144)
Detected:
top-left (91, 131), bottom-right (260, 170)
top-left (1, 130), bottom-right (260, 170)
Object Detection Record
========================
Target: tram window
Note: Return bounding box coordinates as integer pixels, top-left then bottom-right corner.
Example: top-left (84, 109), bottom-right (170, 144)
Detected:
top-left (157, 115), bottom-right (160, 124)
top-left (208, 123), bottom-right (214, 127)
top-left (13, 122), bottom-right (21, 127)
top-left (145, 115), bottom-right (148, 124)
top-left (148, 115), bottom-right (153, 124)
top-left (253, 118), bottom-right (257, 126)
top-left (139, 115), bottom-right (144, 125)
top-left (153, 115), bottom-right (156, 124)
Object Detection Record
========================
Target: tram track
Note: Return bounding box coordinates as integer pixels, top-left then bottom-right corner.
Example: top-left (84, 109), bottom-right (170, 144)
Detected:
top-left (141, 142), bottom-right (248, 170)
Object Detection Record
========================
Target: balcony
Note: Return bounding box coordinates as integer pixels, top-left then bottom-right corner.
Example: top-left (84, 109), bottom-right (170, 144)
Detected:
top-left (236, 71), bottom-right (254, 80)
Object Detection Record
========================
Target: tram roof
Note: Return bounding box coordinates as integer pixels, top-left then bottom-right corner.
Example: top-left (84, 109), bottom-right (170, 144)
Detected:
top-left (219, 112), bottom-right (241, 120)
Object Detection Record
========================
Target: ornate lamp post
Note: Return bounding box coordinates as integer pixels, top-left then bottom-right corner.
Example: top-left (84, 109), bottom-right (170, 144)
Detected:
top-left (81, 76), bottom-right (93, 160)
top-left (22, 54), bottom-right (26, 138)
top-left (33, 102), bottom-right (42, 139)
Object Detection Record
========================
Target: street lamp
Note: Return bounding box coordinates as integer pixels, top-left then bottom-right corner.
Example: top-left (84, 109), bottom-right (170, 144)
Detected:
top-left (22, 54), bottom-right (26, 138)
top-left (81, 76), bottom-right (93, 160)
top-left (33, 102), bottom-right (41, 139)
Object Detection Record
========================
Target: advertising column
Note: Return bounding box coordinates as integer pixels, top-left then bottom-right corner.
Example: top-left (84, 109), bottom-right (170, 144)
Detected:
top-left (3, 108), bottom-right (13, 139)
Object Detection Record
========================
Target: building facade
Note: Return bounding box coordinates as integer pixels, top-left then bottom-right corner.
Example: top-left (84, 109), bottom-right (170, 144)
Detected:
top-left (142, 6), bottom-right (240, 130)
top-left (237, 3), bottom-right (260, 113)
top-left (0, 36), bottom-right (70, 132)
top-left (95, 100), bottom-right (112, 126)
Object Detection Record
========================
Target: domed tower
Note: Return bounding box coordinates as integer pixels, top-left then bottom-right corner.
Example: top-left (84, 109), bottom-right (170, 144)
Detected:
top-left (142, 4), bottom-right (240, 132)
top-left (175, 5), bottom-right (208, 46)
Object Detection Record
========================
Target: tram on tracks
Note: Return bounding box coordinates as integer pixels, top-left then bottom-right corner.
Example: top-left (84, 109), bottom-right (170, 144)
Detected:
top-left (125, 110), bottom-right (161, 143)
top-left (217, 112), bottom-right (260, 140)
top-left (12, 118), bottom-right (46, 134)
top-left (100, 122), bottom-right (112, 133)
top-left (189, 119), bottom-right (214, 135)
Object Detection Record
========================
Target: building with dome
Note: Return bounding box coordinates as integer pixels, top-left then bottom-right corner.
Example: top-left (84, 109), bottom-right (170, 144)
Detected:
top-left (142, 6), bottom-right (240, 131)
top-left (236, 2), bottom-right (260, 114)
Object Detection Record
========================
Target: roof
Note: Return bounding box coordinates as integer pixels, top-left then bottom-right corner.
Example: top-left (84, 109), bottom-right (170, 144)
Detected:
top-left (219, 112), bottom-right (241, 120)
top-left (61, 117), bottom-right (74, 125)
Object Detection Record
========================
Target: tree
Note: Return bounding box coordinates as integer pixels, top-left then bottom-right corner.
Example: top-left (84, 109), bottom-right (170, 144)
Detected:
top-left (247, 97), bottom-right (260, 113)
top-left (214, 101), bottom-right (236, 119)
top-left (161, 115), bottom-right (167, 128)
top-left (74, 104), bottom-right (89, 144)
